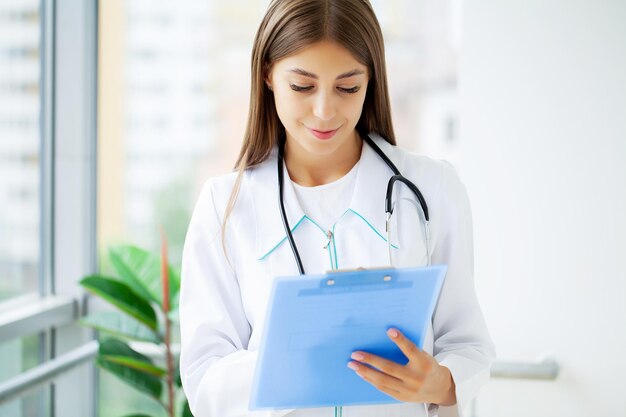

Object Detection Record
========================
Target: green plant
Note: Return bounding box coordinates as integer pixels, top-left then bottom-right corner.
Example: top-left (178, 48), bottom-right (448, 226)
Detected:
top-left (80, 233), bottom-right (192, 417)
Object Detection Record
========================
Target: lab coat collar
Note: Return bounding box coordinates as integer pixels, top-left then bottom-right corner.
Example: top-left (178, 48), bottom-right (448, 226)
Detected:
top-left (345, 132), bottom-right (399, 247)
top-left (252, 132), bottom-right (399, 260)
top-left (250, 146), bottom-right (308, 261)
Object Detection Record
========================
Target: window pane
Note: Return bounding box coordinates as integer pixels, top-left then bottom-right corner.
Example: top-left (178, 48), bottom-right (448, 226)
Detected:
top-left (98, 370), bottom-right (164, 417)
top-left (98, 0), bottom-right (234, 266)
top-left (0, 387), bottom-right (49, 417)
top-left (0, 334), bottom-right (40, 384)
top-left (0, 334), bottom-right (50, 417)
top-left (0, 1), bottom-right (40, 302)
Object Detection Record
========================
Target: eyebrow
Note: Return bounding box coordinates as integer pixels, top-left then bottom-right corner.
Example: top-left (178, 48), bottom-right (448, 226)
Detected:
top-left (287, 68), bottom-right (365, 80)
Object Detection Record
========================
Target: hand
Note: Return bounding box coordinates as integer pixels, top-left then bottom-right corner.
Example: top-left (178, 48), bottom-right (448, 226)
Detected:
top-left (346, 328), bottom-right (456, 406)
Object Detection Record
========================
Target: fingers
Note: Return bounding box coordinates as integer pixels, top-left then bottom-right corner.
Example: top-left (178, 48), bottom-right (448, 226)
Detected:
top-left (387, 328), bottom-right (425, 364)
top-left (345, 329), bottom-right (440, 403)
top-left (358, 370), bottom-right (403, 399)
top-left (349, 351), bottom-right (408, 381)
top-left (347, 360), bottom-right (404, 396)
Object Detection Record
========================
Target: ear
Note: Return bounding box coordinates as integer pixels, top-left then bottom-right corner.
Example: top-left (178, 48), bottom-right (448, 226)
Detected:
top-left (264, 64), bottom-right (273, 91)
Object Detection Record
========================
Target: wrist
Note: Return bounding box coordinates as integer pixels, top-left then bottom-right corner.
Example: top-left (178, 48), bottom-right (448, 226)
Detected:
top-left (434, 365), bottom-right (456, 406)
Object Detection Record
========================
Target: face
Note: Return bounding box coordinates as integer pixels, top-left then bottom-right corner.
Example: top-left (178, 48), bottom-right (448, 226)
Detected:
top-left (266, 40), bottom-right (369, 157)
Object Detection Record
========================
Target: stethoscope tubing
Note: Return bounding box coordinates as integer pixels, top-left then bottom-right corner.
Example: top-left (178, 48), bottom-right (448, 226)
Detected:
top-left (277, 138), bottom-right (306, 275)
top-left (278, 131), bottom-right (430, 275)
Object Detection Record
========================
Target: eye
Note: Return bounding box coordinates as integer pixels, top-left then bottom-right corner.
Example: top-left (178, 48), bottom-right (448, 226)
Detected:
top-left (338, 86), bottom-right (361, 94)
top-left (289, 83), bottom-right (313, 92)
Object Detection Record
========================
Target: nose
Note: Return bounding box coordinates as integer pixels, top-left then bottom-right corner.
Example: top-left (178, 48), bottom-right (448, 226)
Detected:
top-left (312, 91), bottom-right (336, 121)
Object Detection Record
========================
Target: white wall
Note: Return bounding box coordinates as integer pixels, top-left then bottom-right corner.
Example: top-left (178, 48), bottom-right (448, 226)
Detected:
top-left (457, 1), bottom-right (626, 415)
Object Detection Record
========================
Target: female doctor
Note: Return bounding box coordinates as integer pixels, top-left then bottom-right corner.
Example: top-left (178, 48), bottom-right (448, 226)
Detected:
top-left (179, 1), bottom-right (495, 416)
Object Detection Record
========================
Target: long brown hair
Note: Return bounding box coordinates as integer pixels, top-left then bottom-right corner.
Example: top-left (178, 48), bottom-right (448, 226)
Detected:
top-left (223, 0), bottom-right (396, 241)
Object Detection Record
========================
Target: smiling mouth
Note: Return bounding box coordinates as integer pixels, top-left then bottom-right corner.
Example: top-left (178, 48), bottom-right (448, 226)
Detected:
top-left (310, 128), bottom-right (339, 133)
top-left (308, 126), bottom-right (341, 140)
top-left (307, 126), bottom-right (340, 140)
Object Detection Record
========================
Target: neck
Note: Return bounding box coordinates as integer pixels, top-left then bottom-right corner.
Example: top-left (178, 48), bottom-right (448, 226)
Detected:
top-left (284, 131), bottom-right (362, 187)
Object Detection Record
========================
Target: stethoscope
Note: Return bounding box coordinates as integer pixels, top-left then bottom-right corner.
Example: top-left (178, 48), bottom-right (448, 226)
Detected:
top-left (277, 130), bottom-right (432, 275)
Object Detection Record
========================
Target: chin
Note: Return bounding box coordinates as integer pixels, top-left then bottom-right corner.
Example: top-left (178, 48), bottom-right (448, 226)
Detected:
top-left (304, 133), bottom-right (346, 155)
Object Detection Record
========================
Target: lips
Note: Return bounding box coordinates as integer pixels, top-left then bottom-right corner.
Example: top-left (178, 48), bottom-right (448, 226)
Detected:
top-left (308, 127), bottom-right (340, 140)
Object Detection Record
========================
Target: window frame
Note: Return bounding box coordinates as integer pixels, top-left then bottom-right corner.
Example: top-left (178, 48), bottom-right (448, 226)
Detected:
top-left (0, 0), bottom-right (99, 415)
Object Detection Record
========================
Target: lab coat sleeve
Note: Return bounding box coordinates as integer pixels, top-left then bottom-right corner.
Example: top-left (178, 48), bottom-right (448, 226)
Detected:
top-left (179, 179), bottom-right (294, 417)
top-left (428, 162), bottom-right (496, 417)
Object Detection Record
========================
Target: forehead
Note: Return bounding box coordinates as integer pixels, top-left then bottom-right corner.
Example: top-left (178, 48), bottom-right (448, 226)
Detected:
top-left (273, 40), bottom-right (368, 77)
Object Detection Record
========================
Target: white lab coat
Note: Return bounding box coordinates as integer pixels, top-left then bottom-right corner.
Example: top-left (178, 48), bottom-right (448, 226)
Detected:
top-left (179, 133), bottom-right (496, 417)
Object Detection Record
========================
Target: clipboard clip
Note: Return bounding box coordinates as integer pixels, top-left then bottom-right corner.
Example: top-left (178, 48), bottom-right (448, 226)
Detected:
top-left (324, 266), bottom-right (396, 275)
top-left (321, 267), bottom-right (398, 288)
top-left (325, 275), bottom-right (393, 286)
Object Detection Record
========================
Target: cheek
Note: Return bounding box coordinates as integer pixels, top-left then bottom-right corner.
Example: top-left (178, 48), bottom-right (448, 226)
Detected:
top-left (346, 93), bottom-right (367, 121)
top-left (274, 92), bottom-right (303, 121)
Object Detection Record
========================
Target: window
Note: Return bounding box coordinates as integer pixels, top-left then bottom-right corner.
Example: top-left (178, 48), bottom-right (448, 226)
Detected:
top-left (0, 3), bottom-right (48, 414)
top-left (0, 0), bottom-right (98, 415)
top-left (0, 0), bottom-right (41, 303)
top-left (0, 334), bottom-right (50, 417)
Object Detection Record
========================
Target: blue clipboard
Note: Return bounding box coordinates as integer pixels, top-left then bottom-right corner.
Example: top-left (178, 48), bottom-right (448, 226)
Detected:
top-left (249, 264), bottom-right (447, 410)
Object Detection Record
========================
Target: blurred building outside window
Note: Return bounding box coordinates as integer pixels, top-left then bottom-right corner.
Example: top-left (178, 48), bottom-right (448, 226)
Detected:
top-left (0, 0), bottom-right (40, 303)
top-left (0, 2), bottom-right (47, 415)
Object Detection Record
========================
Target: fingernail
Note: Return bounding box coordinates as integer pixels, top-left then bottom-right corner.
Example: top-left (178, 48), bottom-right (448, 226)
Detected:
top-left (347, 361), bottom-right (359, 371)
top-left (388, 328), bottom-right (399, 338)
top-left (351, 352), bottom-right (364, 361)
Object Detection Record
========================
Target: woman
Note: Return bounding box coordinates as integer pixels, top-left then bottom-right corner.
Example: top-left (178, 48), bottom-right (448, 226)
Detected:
top-left (179, 1), bottom-right (495, 416)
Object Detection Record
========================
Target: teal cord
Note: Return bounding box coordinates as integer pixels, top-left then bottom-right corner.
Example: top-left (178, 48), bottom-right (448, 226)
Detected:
top-left (331, 223), bottom-right (339, 269)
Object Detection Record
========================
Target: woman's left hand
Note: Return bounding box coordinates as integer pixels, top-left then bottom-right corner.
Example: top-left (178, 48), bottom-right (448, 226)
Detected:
top-left (347, 328), bottom-right (456, 406)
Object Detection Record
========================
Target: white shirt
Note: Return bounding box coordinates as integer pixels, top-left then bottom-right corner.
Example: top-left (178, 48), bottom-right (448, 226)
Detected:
top-left (291, 158), bottom-right (360, 234)
top-left (179, 133), bottom-right (496, 417)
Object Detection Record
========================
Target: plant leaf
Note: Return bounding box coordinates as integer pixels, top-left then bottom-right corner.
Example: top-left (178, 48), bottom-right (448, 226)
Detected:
top-left (80, 275), bottom-right (157, 330)
top-left (80, 311), bottom-right (161, 343)
top-left (101, 355), bottom-right (167, 377)
top-left (99, 338), bottom-right (154, 364)
top-left (181, 399), bottom-right (193, 417)
top-left (110, 245), bottom-right (180, 310)
top-left (97, 355), bottom-right (162, 400)
top-left (174, 364), bottom-right (182, 388)
top-left (121, 415), bottom-right (153, 417)
top-left (168, 268), bottom-right (181, 311)
top-left (97, 339), bottom-right (162, 400)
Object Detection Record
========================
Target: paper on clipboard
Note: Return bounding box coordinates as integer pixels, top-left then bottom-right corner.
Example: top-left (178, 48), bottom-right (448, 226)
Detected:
top-left (249, 264), bottom-right (447, 410)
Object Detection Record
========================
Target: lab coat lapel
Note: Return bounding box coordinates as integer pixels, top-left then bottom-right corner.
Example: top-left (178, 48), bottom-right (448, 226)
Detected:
top-left (252, 133), bottom-right (400, 261)
top-left (347, 134), bottom-right (400, 248)
top-left (251, 148), bottom-right (306, 260)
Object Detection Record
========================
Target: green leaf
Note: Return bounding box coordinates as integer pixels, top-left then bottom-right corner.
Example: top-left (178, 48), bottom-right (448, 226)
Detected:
top-left (97, 339), bottom-right (162, 400)
top-left (181, 399), bottom-right (193, 417)
top-left (99, 338), bottom-right (155, 364)
top-left (109, 245), bottom-right (181, 310)
top-left (80, 276), bottom-right (157, 330)
top-left (121, 415), bottom-right (153, 417)
top-left (80, 311), bottom-right (161, 343)
top-left (101, 355), bottom-right (166, 377)
top-left (174, 364), bottom-right (182, 388)
top-left (169, 289), bottom-right (180, 313)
